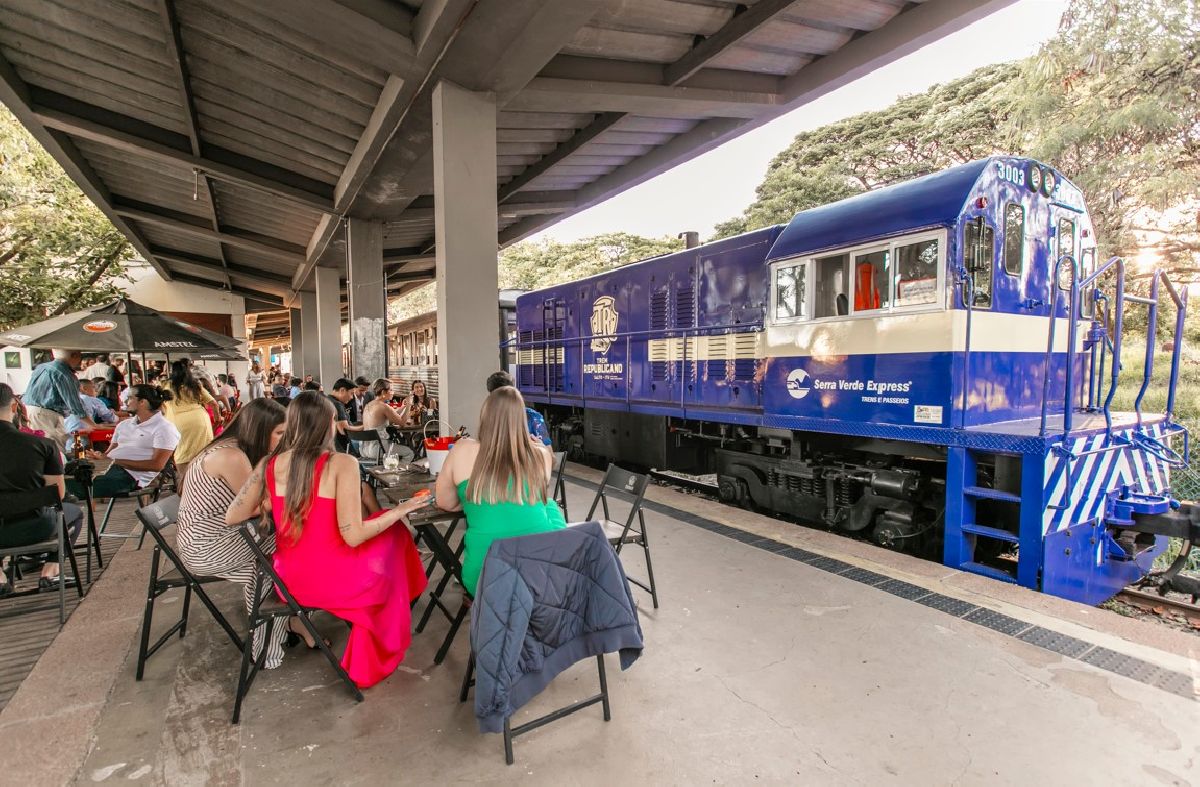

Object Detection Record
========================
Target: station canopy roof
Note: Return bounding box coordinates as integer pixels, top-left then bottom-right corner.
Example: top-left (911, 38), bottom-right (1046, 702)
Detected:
top-left (0, 0), bottom-right (1009, 333)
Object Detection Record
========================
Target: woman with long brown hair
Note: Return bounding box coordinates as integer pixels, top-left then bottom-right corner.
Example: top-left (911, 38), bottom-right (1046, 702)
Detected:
top-left (435, 386), bottom-right (565, 597)
top-left (225, 391), bottom-right (428, 688)
top-left (178, 398), bottom-right (294, 667)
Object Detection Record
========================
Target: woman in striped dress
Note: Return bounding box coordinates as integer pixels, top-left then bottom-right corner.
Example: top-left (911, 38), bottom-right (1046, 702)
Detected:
top-left (177, 398), bottom-right (300, 669)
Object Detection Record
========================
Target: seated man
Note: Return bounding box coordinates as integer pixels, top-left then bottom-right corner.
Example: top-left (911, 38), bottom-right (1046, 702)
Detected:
top-left (0, 384), bottom-right (85, 594)
top-left (65, 378), bottom-right (119, 442)
top-left (485, 370), bottom-right (552, 445)
top-left (73, 384), bottom-right (181, 499)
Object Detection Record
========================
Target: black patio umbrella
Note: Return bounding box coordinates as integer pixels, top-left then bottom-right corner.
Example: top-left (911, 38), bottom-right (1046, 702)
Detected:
top-left (0, 298), bottom-right (242, 354)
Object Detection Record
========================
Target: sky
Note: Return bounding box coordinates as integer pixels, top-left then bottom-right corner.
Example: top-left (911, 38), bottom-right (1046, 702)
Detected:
top-left (531, 0), bottom-right (1071, 245)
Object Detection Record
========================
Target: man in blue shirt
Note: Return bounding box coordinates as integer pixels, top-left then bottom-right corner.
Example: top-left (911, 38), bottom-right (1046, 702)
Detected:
top-left (485, 371), bottom-right (552, 445)
top-left (65, 378), bottom-right (119, 437)
top-left (24, 349), bottom-right (96, 447)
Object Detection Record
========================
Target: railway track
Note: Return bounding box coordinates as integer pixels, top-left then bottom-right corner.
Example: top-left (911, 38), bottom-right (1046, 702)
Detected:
top-left (1115, 587), bottom-right (1200, 626)
top-left (648, 470), bottom-right (720, 497)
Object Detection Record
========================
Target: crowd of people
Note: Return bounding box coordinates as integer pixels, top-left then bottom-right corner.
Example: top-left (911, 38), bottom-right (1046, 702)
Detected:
top-left (2, 347), bottom-right (563, 692)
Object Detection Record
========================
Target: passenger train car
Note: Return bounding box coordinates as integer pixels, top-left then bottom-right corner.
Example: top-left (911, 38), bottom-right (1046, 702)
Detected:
top-left (514, 157), bottom-right (1192, 605)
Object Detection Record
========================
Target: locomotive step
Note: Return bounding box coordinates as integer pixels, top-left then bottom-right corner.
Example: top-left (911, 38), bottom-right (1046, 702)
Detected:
top-left (962, 486), bottom-right (1022, 504)
top-left (959, 561), bottom-right (1018, 584)
top-left (960, 523), bottom-right (1020, 543)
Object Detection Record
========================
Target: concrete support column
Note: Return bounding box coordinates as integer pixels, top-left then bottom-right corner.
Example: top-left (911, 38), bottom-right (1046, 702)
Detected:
top-left (288, 308), bottom-right (304, 377)
top-left (433, 81), bottom-right (497, 435)
top-left (314, 266), bottom-right (343, 386)
top-left (300, 292), bottom-right (320, 380)
top-left (347, 218), bottom-right (387, 382)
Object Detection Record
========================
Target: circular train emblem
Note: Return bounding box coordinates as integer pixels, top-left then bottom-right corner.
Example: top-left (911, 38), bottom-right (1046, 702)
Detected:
top-left (786, 367), bottom-right (811, 399)
top-left (82, 320), bottom-right (117, 333)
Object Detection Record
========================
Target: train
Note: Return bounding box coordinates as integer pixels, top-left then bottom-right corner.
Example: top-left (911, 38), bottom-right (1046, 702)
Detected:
top-left (512, 156), bottom-right (1197, 606)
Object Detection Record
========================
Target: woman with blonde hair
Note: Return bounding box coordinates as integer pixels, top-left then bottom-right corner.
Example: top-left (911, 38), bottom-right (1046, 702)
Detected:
top-left (435, 386), bottom-right (565, 596)
top-left (226, 391), bottom-right (428, 688)
top-left (358, 378), bottom-right (409, 461)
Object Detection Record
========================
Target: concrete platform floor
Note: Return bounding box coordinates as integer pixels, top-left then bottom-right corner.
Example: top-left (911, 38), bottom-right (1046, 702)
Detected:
top-left (2, 465), bottom-right (1198, 785)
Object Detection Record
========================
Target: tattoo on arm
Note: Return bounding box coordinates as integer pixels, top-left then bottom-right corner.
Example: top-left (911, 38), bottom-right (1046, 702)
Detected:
top-left (232, 468), bottom-right (262, 510)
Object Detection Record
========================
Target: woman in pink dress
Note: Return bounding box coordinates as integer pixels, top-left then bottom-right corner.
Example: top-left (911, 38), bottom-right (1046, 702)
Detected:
top-left (227, 391), bottom-right (429, 688)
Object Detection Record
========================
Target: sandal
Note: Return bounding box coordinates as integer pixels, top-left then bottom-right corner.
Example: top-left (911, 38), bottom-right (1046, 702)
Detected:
top-left (285, 617), bottom-right (331, 650)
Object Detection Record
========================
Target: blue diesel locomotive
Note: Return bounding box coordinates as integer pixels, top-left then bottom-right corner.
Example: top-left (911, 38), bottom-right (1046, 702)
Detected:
top-left (514, 157), bottom-right (1194, 605)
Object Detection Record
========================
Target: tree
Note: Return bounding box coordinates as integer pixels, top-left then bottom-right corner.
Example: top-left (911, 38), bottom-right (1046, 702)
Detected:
top-left (388, 232), bottom-right (684, 321)
top-left (0, 106), bottom-right (132, 330)
top-left (1013, 0), bottom-right (1199, 267)
top-left (713, 62), bottom-right (1021, 238)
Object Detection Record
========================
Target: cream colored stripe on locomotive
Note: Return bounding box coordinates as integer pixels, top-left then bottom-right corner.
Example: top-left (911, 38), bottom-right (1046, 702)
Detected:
top-left (763, 311), bottom-right (1087, 358)
top-left (516, 348), bottom-right (565, 365)
top-left (647, 332), bottom-right (761, 362)
top-left (521, 312), bottom-right (1084, 364)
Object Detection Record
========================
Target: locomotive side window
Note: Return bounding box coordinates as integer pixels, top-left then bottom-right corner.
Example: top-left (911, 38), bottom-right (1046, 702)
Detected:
top-left (1057, 218), bottom-right (1076, 262)
top-left (852, 249), bottom-right (889, 312)
top-left (774, 262), bottom-right (807, 320)
top-left (963, 219), bottom-right (994, 308)
top-left (894, 238), bottom-right (939, 307)
top-left (1003, 203), bottom-right (1025, 275)
top-left (812, 254), bottom-right (849, 318)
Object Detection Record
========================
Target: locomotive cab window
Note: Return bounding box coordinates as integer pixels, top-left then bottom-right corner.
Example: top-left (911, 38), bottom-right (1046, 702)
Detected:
top-left (1003, 203), bottom-right (1025, 275)
top-left (852, 249), bottom-right (889, 312)
top-left (894, 238), bottom-right (939, 307)
top-left (963, 219), bottom-right (994, 308)
top-left (813, 253), bottom-right (849, 318)
top-left (1058, 218), bottom-right (1076, 262)
top-left (774, 262), bottom-right (807, 320)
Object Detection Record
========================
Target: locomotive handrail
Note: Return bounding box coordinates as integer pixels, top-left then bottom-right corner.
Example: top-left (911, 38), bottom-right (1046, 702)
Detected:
top-left (1038, 254), bottom-right (1078, 437)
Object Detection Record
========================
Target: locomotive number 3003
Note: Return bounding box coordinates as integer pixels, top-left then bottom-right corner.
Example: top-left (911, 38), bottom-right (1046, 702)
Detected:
top-left (995, 161), bottom-right (1025, 187)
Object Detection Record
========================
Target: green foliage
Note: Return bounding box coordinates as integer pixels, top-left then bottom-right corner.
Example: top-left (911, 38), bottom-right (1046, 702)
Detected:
top-left (388, 232), bottom-right (684, 322)
top-left (0, 106), bottom-right (132, 330)
top-left (714, 62), bottom-right (1021, 238)
top-left (1013, 0), bottom-right (1200, 265)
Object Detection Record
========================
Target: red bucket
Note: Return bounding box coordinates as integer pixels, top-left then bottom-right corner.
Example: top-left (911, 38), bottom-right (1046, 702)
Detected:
top-left (423, 436), bottom-right (456, 475)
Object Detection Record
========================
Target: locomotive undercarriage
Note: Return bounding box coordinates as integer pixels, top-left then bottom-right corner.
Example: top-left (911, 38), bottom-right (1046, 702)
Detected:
top-left (544, 405), bottom-right (995, 559)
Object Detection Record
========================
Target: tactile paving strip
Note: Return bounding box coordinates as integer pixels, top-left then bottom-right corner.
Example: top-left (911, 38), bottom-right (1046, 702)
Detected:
top-left (963, 607), bottom-right (1033, 637)
top-left (1016, 626), bottom-right (1093, 659)
top-left (875, 578), bottom-right (933, 600)
top-left (915, 593), bottom-right (978, 618)
top-left (563, 473), bottom-right (1198, 701)
top-left (838, 567), bottom-right (890, 586)
top-left (805, 556), bottom-right (854, 574)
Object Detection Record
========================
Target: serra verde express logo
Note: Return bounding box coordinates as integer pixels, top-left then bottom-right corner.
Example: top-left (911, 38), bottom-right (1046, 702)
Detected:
top-left (786, 368), bottom-right (811, 399)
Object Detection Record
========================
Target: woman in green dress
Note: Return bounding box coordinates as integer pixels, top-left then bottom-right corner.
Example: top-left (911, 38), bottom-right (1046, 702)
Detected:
top-left (435, 386), bottom-right (565, 596)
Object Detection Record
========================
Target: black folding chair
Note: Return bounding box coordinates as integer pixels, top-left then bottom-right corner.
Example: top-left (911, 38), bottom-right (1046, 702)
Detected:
top-left (460, 652), bottom-right (609, 765)
top-left (99, 458), bottom-right (178, 549)
top-left (584, 464), bottom-right (659, 608)
top-left (233, 523), bottom-right (362, 723)
top-left (346, 430), bottom-right (384, 469)
top-left (133, 496), bottom-right (244, 680)
top-left (552, 451), bottom-right (569, 520)
top-left (0, 486), bottom-right (84, 623)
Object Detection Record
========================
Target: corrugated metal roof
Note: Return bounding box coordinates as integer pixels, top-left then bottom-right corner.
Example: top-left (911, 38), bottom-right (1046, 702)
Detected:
top-left (0, 0), bottom-right (1012, 343)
